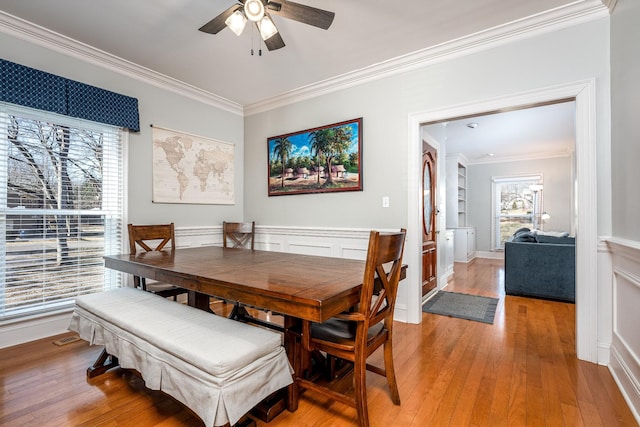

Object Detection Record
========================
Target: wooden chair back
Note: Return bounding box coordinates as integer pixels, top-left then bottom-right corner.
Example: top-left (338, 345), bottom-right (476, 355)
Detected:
top-left (222, 221), bottom-right (255, 249)
top-left (358, 228), bottom-right (406, 334)
top-left (221, 221), bottom-right (260, 319)
top-left (127, 223), bottom-right (185, 299)
top-left (128, 223), bottom-right (175, 255)
top-left (298, 228), bottom-right (407, 427)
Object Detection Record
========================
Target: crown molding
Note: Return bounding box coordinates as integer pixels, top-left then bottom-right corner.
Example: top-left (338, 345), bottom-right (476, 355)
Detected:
top-left (0, 11), bottom-right (244, 117)
top-left (1, 1), bottom-right (608, 118)
top-left (600, 0), bottom-right (618, 13)
top-left (466, 151), bottom-right (573, 165)
top-left (244, 0), bottom-right (608, 116)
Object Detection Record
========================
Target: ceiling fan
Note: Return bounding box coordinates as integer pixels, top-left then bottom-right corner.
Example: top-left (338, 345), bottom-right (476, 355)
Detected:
top-left (199, 0), bottom-right (335, 52)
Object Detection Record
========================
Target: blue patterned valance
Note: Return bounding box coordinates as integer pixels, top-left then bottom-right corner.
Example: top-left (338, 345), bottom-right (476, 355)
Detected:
top-left (1, 59), bottom-right (140, 132)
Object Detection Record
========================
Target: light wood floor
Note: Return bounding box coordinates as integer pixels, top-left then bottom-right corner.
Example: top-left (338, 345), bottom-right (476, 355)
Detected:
top-left (1, 259), bottom-right (637, 426)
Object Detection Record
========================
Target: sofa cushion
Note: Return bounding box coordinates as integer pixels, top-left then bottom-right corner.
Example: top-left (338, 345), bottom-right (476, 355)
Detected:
top-left (535, 234), bottom-right (575, 245)
top-left (536, 230), bottom-right (570, 238)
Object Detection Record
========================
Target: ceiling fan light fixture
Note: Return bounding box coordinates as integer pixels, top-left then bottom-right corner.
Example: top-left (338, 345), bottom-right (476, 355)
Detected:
top-left (257, 15), bottom-right (278, 40)
top-left (244, 0), bottom-right (265, 22)
top-left (225, 10), bottom-right (247, 36)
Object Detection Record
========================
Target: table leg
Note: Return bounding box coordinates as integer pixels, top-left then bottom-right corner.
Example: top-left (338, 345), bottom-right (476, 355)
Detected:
top-left (188, 291), bottom-right (210, 311)
top-left (284, 315), bottom-right (303, 412)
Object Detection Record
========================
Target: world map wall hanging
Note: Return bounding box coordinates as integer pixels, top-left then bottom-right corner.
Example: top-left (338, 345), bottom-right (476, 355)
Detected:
top-left (151, 125), bottom-right (235, 204)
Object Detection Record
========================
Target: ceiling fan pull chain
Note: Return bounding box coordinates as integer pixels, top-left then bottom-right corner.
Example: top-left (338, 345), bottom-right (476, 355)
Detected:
top-left (251, 24), bottom-right (255, 55)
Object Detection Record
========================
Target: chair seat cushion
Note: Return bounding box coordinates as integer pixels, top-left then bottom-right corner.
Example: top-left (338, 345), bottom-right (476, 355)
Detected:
top-left (311, 318), bottom-right (384, 346)
top-left (145, 281), bottom-right (184, 292)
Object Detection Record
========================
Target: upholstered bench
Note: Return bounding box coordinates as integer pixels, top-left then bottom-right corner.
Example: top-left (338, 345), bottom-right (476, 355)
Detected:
top-left (68, 287), bottom-right (293, 427)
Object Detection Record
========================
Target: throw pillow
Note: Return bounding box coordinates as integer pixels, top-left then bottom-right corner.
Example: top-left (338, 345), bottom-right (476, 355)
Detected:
top-left (512, 232), bottom-right (537, 242)
top-left (513, 227), bottom-right (531, 237)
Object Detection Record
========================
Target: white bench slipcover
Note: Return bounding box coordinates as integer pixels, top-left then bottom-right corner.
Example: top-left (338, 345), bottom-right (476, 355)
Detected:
top-left (68, 287), bottom-right (293, 426)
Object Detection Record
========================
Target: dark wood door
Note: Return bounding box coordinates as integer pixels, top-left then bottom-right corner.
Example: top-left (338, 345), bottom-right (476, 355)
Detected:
top-left (422, 144), bottom-right (437, 296)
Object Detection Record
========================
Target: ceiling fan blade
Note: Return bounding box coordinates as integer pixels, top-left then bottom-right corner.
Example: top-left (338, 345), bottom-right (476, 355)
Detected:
top-left (267, 0), bottom-right (335, 30)
top-left (264, 31), bottom-right (286, 51)
top-left (199, 4), bottom-right (242, 34)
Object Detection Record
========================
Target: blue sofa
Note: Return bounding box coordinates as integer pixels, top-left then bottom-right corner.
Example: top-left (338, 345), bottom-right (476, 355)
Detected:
top-left (504, 229), bottom-right (575, 302)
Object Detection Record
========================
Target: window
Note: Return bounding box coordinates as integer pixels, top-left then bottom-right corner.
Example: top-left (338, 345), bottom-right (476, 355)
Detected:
top-left (491, 175), bottom-right (542, 250)
top-left (0, 104), bottom-right (124, 321)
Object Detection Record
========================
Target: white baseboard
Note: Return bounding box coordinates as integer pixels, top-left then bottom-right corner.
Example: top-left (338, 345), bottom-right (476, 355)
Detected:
top-left (1, 311), bottom-right (73, 349)
top-left (475, 250), bottom-right (504, 260)
top-left (609, 338), bottom-right (640, 424)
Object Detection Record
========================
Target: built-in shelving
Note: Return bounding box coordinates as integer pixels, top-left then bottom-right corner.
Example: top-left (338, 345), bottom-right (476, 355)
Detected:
top-left (457, 163), bottom-right (467, 227)
top-left (446, 155), bottom-right (468, 228)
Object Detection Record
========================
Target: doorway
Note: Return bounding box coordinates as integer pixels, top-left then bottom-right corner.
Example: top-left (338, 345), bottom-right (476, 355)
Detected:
top-left (406, 80), bottom-right (598, 363)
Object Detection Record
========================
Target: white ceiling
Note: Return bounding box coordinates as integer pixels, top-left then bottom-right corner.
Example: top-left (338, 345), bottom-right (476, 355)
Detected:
top-left (424, 101), bottom-right (576, 164)
top-left (0, 0), bottom-right (598, 160)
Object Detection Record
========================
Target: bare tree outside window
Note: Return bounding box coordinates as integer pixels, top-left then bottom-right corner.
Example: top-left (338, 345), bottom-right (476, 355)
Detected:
top-left (1, 109), bottom-right (123, 320)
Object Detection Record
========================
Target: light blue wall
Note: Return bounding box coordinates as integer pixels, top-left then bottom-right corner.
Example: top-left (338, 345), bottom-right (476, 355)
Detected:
top-left (611, 0), bottom-right (640, 240)
top-left (244, 19), bottom-right (611, 237)
top-left (0, 31), bottom-right (245, 228)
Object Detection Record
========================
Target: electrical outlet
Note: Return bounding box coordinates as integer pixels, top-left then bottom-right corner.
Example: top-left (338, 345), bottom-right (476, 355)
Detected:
top-left (382, 196), bottom-right (389, 208)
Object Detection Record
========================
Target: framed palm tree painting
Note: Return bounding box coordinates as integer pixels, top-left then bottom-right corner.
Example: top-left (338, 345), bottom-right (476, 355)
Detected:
top-left (267, 118), bottom-right (363, 196)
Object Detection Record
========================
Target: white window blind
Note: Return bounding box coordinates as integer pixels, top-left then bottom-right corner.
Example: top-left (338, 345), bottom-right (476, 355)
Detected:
top-left (0, 104), bottom-right (124, 321)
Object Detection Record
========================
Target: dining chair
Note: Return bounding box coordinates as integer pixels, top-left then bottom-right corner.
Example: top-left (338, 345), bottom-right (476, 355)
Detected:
top-left (220, 221), bottom-right (284, 330)
top-left (296, 228), bottom-right (407, 427)
top-left (220, 221), bottom-right (257, 318)
top-left (127, 223), bottom-right (188, 300)
top-left (222, 221), bottom-right (255, 250)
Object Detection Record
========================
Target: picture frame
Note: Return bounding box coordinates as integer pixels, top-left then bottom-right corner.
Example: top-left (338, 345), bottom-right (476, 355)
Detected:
top-left (267, 118), bottom-right (362, 196)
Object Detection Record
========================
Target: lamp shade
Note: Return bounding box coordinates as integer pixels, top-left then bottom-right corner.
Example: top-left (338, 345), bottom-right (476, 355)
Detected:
top-left (225, 10), bottom-right (247, 36)
top-left (258, 15), bottom-right (278, 40)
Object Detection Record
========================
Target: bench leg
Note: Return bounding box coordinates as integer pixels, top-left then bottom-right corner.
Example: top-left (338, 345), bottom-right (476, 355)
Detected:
top-left (87, 348), bottom-right (120, 378)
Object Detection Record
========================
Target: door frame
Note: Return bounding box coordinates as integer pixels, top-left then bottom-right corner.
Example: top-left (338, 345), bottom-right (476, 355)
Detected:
top-left (406, 79), bottom-right (598, 363)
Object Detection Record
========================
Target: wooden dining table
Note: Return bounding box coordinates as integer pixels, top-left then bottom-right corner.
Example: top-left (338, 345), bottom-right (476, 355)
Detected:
top-left (104, 245), bottom-right (368, 322)
top-left (103, 245), bottom-right (374, 417)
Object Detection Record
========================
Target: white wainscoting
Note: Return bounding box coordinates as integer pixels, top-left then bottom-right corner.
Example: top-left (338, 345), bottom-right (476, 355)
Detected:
top-left (176, 225), bottom-right (374, 258)
top-left (0, 225), bottom-right (391, 348)
top-left (606, 238), bottom-right (640, 423)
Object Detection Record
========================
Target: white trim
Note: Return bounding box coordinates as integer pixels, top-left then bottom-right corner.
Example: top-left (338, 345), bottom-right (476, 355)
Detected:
top-left (596, 237), bottom-right (613, 365)
top-left (475, 250), bottom-right (504, 260)
top-left (244, 0), bottom-right (608, 115)
top-left (1, 3), bottom-right (607, 118)
top-left (468, 151), bottom-right (573, 165)
top-left (408, 79), bottom-right (599, 362)
top-left (601, 0), bottom-right (618, 13)
top-left (606, 237), bottom-right (640, 423)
